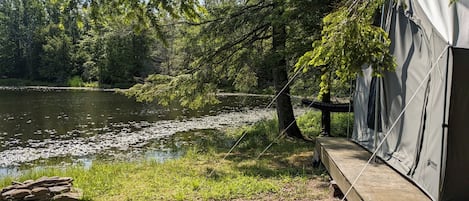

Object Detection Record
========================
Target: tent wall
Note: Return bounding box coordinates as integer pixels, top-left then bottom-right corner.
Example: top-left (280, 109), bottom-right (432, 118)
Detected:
top-left (353, 67), bottom-right (373, 147)
top-left (410, 42), bottom-right (449, 201)
top-left (440, 48), bottom-right (469, 201)
top-left (380, 5), bottom-right (432, 175)
top-left (414, 0), bottom-right (469, 48)
top-left (353, 3), bottom-right (450, 200)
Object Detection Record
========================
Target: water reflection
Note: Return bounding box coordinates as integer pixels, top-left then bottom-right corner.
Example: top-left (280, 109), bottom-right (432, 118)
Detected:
top-left (0, 90), bottom-right (272, 150)
top-left (0, 109), bottom-right (276, 167)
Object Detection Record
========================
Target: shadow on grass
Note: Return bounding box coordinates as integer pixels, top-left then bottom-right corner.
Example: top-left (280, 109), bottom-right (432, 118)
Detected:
top-left (187, 118), bottom-right (328, 181)
top-left (113, 112), bottom-right (335, 190)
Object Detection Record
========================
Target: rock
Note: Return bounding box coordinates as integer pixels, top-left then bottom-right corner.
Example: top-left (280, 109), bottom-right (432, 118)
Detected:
top-left (1, 188), bottom-right (31, 199)
top-left (0, 176), bottom-right (78, 201)
top-left (1, 185), bottom-right (16, 193)
top-left (48, 185), bottom-right (71, 194)
top-left (31, 187), bottom-right (50, 196)
top-left (37, 176), bottom-right (51, 181)
top-left (42, 181), bottom-right (71, 187)
top-left (23, 180), bottom-right (35, 184)
top-left (24, 193), bottom-right (52, 201)
top-left (51, 192), bottom-right (82, 201)
top-left (23, 194), bottom-right (37, 200)
top-left (9, 184), bottom-right (29, 190)
top-left (25, 177), bottom-right (73, 189)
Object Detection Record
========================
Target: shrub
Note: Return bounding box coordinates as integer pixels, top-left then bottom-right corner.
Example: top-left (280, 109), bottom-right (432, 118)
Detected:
top-left (331, 113), bottom-right (354, 137)
top-left (297, 111), bottom-right (322, 138)
top-left (67, 76), bottom-right (84, 87)
top-left (84, 81), bottom-right (99, 88)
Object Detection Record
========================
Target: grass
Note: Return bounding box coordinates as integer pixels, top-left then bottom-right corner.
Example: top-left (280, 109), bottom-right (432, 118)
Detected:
top-left (297, 110), bottom-right (354, 138)
top-left (67, 76), bottom-right (100, 88)
top-left (0, 111), bottom-right (348, 200)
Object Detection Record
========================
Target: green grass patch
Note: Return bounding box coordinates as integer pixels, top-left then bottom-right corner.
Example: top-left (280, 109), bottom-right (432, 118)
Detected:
top-left (297, 111), bottom-right (322, 137)
top-left (0, 150), bottom-right (328, 201)
top-left (0, 113), bottom-right (336, 200)
top-left (331, 112), bottom-right (354, 137)
top-left (67, 76), bottom-right (99, 88)
top-left (297, 110), bottom-right (354, 138)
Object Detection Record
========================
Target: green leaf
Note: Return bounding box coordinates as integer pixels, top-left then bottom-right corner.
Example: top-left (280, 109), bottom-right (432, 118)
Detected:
top-left (296, 0), bottom-right (396, 97)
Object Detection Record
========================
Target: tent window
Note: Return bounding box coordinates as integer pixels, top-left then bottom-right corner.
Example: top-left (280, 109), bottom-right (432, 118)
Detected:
top-left (367, 77), bottom-right (382, 132)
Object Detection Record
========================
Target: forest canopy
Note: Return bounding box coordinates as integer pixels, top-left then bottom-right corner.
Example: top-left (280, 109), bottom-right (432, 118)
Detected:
top-left (0, 0), bottom-right (202, 87)
top-left (0, 0), bottom-right (397, 139)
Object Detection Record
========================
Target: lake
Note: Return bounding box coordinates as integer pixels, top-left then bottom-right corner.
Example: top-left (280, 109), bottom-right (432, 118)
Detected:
top-left (0, 88), bottom-right (296, 176)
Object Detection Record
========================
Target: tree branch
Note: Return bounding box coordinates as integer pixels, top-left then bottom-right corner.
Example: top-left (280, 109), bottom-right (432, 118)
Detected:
top-left (209, 23), bottom-right (269, 59)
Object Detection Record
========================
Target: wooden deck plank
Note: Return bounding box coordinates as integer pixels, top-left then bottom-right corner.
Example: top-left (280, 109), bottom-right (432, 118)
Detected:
top-left (316, 137), bottom-right (430, 201)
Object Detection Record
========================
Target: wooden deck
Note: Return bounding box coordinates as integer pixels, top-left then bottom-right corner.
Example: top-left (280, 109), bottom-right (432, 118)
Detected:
top-left (315, 137), bottom-right (431, 201)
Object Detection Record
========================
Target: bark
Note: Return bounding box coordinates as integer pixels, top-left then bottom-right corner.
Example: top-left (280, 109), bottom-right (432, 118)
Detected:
top-left (271, 2), bottom-right (303, 139)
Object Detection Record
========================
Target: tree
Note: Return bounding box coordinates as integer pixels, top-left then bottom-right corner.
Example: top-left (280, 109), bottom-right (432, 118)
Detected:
top-left (270, 1), bottom-right (302, 138)
top-left (0, 0), bottom-right (202, 86)
top-left (100, 29), bottom-right (154, 85)
top-left (72, 0), bottom-right (203, 86)
top-left (0, 1), bottom-right (17, 76)
top-left (0, 0), bottom-right (46, 79)
top-left (39, 25), bottom-right (73, 82)
top-left (126, 0), bottom-right (337, 140)
top-left (296, 0), bottom-right (396, 97)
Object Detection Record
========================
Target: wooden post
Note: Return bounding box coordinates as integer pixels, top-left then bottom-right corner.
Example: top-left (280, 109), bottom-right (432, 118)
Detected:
top-left (321, 91), bottom-right (331, 136)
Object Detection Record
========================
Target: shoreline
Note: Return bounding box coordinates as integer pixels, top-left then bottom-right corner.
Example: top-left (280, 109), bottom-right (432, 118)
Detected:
top-left (0, 114), bottom-right (333, 201)
top-left (0, 86), bottom-right (312, 100)
top-left (0, 86), bottom-right (119, 92)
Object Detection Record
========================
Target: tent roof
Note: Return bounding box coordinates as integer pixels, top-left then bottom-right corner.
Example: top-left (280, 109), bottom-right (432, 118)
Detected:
top-left (413, 0), bottom-right (469, 48)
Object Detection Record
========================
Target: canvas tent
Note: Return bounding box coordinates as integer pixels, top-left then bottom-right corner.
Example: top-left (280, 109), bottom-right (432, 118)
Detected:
top-left (353, 0), bottom-right (469, 200)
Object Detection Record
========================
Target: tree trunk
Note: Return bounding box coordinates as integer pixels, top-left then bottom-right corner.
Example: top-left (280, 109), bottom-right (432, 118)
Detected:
top-left (272, 2), bottom-right (303, 139)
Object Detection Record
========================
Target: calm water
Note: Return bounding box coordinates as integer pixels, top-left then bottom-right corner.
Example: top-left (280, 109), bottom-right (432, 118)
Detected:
top-left (0, 90), bottom-right (267, 148)
top-left (0, 89), bottom-right (284, 176)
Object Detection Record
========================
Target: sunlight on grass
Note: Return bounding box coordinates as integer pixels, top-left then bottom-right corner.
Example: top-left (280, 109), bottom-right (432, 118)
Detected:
top-left (0, 112), bottom-right (336, 200)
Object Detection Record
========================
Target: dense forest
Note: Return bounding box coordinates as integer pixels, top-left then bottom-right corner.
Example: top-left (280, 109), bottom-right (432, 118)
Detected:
top-left (0, 0), bottom-right (337, 91)
top-left (0, 0), bottom-right (394, 139)
top-left (0, 0), bottom-right (169, 87)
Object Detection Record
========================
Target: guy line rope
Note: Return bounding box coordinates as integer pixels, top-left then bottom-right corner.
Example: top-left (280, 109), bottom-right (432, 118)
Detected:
top-left (207, 64), bottom-right (307, 177)
top-left (256, 0), bottom-right (365, 154)
top-left (208, 0), bottom-right (364, 178)
top-left (341, 45), bottom-right (449, 200)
